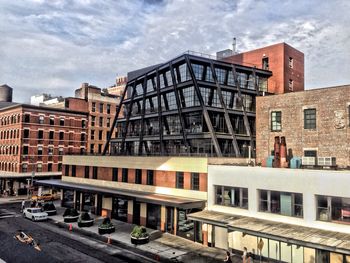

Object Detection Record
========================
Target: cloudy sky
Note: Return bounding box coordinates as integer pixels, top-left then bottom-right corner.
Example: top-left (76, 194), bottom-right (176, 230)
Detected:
top-left (0, 0), bottom-right (349, 102)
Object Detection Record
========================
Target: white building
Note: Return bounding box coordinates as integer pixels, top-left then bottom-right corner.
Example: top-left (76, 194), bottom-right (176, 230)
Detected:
top-left (189, 165), bottom-right (350, 263)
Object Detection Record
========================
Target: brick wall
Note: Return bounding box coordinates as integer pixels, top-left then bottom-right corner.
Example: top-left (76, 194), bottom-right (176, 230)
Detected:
top-left (256, 85), bottom-right (350, 168)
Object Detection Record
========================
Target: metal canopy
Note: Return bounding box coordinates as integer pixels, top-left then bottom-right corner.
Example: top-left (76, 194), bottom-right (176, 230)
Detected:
top-left (188, 210), bottom-right (350, 254)
top-left (36, 179), bottom-right (205, 209)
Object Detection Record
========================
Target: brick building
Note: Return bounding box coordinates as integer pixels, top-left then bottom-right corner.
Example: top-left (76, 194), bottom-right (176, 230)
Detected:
top-left (48, 83), bottom-right (121, 154)
top-left (0, 101), bottom-right (87, 195)
top-left (256, 84), bottom-right (350, 168)
top-left (222, 42), bottom-right (304, 94)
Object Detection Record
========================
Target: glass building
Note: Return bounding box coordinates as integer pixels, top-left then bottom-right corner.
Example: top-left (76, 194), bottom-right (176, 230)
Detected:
top-left (107, 53), bottom-right (271, 157)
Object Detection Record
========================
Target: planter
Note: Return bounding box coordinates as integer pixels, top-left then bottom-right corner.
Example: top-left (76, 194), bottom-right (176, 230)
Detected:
top-left (64, 215), bottom-right (79, 223)
top-left (78, 219), bottom-right (94, 227)
top-left (45, 209), bottom-right (57, 216)
top-left (98, 226), bottom-right (115, 235)
top-left (130, 235), bottom-right (149, 245)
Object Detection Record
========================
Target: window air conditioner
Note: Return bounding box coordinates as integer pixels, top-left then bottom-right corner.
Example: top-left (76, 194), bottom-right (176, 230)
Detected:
top-left (318, 157), bottom-right (336, 166)
top-left (302, 156), bottom-right (316, 166)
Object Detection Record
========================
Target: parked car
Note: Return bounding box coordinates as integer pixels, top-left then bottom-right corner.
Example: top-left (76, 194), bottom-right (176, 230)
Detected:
top-left (31, 193), bottom-right (59, 201)
top-left (23, 208), bottom-right (48, 221)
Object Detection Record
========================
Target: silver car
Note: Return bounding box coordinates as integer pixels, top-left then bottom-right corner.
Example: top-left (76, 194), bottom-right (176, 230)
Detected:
top-left (23, 208), bottom-right (48, 221)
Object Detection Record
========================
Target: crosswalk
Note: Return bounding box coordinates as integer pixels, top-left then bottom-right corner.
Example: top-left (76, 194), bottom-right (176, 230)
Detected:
top-left (0, 209), bottom-right (19, 219)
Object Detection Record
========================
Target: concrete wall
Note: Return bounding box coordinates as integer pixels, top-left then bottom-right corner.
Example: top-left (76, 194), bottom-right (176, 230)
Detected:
top-left (208, 165), bottom-right (350, 234)
top-left (256, 85), bottom-right (350, 168)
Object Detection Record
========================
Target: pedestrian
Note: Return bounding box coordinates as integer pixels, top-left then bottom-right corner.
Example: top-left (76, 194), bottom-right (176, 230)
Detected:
top-left (224, 251), bottom-right (232, 262)
top-left (21, 200), bottom-right (25, 212)
top-left (242, 247), bottom-right (248, 263)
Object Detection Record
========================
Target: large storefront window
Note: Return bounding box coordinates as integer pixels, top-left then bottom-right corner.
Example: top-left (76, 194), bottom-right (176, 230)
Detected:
top-left (112, 197), bottom-right (128, 222)
top-left (317, 195), bottom-right (350, 223)
top-left (62, 190), bottom-right (74, 208)
top-left (258, 190), bottom-right (303, 217)
top-left (82, 193), bottom-right (95, 213)
top-left (146, 204), bottom-right (161, 230)
top-left (215, 186), bottom-right (248, 209)
top-left (177, 208), bottom-right (201, 241)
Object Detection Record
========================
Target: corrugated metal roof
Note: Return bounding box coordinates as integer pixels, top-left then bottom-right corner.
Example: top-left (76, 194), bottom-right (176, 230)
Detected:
top-left (188, 210), bottom-right (350, 254)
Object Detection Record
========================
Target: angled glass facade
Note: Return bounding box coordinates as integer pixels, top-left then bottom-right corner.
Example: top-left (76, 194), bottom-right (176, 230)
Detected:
top-left (109, 54), bottom-right (271, 157)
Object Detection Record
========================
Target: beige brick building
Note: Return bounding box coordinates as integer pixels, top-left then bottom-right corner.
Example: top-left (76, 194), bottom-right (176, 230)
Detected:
top-left (256, 85), bottom-right (350, 168)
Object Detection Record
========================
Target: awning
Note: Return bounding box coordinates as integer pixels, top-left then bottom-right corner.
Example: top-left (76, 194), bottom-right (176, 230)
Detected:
top-left (188, 210), bottom-right (350, 255)
top-left (36, 179), bottom-right (205, 209)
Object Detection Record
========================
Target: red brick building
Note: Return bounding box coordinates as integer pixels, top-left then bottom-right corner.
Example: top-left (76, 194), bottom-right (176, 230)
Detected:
top-left (223, 42), bottom-right (304, 94)
top-left (0, 102), bottom-right (87, 195)
top-left (256, 84), bottom-right (350, 168)
top-left (50, 83), bottom-right (121, 154)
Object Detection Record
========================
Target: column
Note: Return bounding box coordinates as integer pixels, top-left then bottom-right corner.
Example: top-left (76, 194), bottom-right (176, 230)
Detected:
top-left (160, 205), bottom-right (166, 232)
top-left (174, 207), bottom-right (177, 236)
top-left (127, 200), bottom-right (133, 224)
top-left (140, 203), bottom-right (147, 226)
top-left (202, 223), bottom-right (208, 246)
top-left (73, 191), bottom-right (77, 209)
top-left (79, 192), bottom-right (83, 211)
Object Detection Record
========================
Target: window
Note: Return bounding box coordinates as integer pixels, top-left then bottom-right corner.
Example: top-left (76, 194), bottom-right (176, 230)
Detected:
top-left (99, 117), bottom-right (103, 127)
top-left (59, 132), bottom-right (64, 141)
top-left (58, 147), bottom-right (64, 155)
top-left (107, 118), bottom-right (111, 128)
top-left (49, 131), bottom-right (54, 141)
top-left (37, 131), bottom-right (43, 142)
top-left (135, 169), bottom-right (142, 184)
top-left (304, 150), bottom-right (317, 157)
top-left (191, 173), bottom-right (200, 191)
top-left (316, 195), bottom-right (350, 224)
top-left (37, 163), bottom-right (42, 172)
top-left (91, 116), bottom-right (95, 127)
top-left (288, 79), bottom-right (293, 91)
top-left (90, 144), bottom-right (94, 154)
top-left (22, 163), bottom-right (28, 172)
top-left (58, 163), bottom-right (62, 171)
top-left (91, 130), bottom-right (95, 140)
top-left (176, 172), bottom-right (184, 189)
top-left (215, 186), bottom-right (248, 209)
top-left (92, 102), bottom-right (96, 112)
top-left (37, 146), bottom-right (43, 156)
top-left (39, 115), bottom-right (44, 124)
top-left (122, 168), bottom-right (128, 182)
top-left (147, 170), bottom-right (154, 185)
top-left (48, 147), bottom-right (53, 155)
top-left (271, 111), bottom-right (282, 131)
top-left (98, 144), bottom-right (102, 153)
top-left (50, 116), bottom-right (55, 125)
top-left (59, 118), bottom-right (64, 126)
top-left (107, 104), bottom-right (111, 114)
top-left (99, 103), bottom-right (103, 113)
top-left (82, 119), bottom-right (86, 128)
top-left (289, 57), bottom-right (293, 68)
top-left (48, 163), bottom-right (52, 172)
top-left (71, 165), bottom-right (76, 177)
top-left (99, 130), bottom-right (103, 140)
top-left (84, 166), bottom-right (90, 179)
top-left (258, 190), bottom-right (303, 217)
top-left (24, 114), bottom-right (30, 123)
top-left (262, 57), bottom-right (269, 70)
top-left (304, 108), bottom-right (316, 129)
top-left (112, 168), bottom-right (118, 181)
top-left (93, 166), bottom-right (98, 179)
top-left (24, 129), bottom-right (29, 138)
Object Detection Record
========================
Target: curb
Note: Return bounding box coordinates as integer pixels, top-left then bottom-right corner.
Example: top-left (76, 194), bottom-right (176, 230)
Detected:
top-left (48, 219), bottom-right (175, 263)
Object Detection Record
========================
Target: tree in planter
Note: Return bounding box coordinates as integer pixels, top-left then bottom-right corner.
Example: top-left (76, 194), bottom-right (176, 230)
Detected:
top-left (63, 208), bottom-right (80, 223)
top-left (78, 212), bottom-right (94, 227)
top-left (130, 226), bottom-right (149, 245)
top-left (43, 202), bottom-right (57, 216)
top-left (98, 217), bottom-right (115, 235)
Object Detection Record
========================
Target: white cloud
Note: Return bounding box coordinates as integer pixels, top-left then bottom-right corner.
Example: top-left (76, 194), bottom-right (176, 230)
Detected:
top-left (0, 0), bottom-right (349, 102)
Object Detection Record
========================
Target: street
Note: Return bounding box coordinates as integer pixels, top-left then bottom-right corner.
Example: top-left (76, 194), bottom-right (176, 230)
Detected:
top-left (0, 202), bottom-right (156, 263)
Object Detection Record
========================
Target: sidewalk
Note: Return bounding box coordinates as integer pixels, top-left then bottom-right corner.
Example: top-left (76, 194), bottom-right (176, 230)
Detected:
top-left (0, 195), bottom-right (28, 204)
top-left (49, 206), bottom-right (242, 263)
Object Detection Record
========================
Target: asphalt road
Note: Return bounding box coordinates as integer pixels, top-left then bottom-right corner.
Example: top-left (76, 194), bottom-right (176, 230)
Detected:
top-left (0, 202), bottom-right (155, 263)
